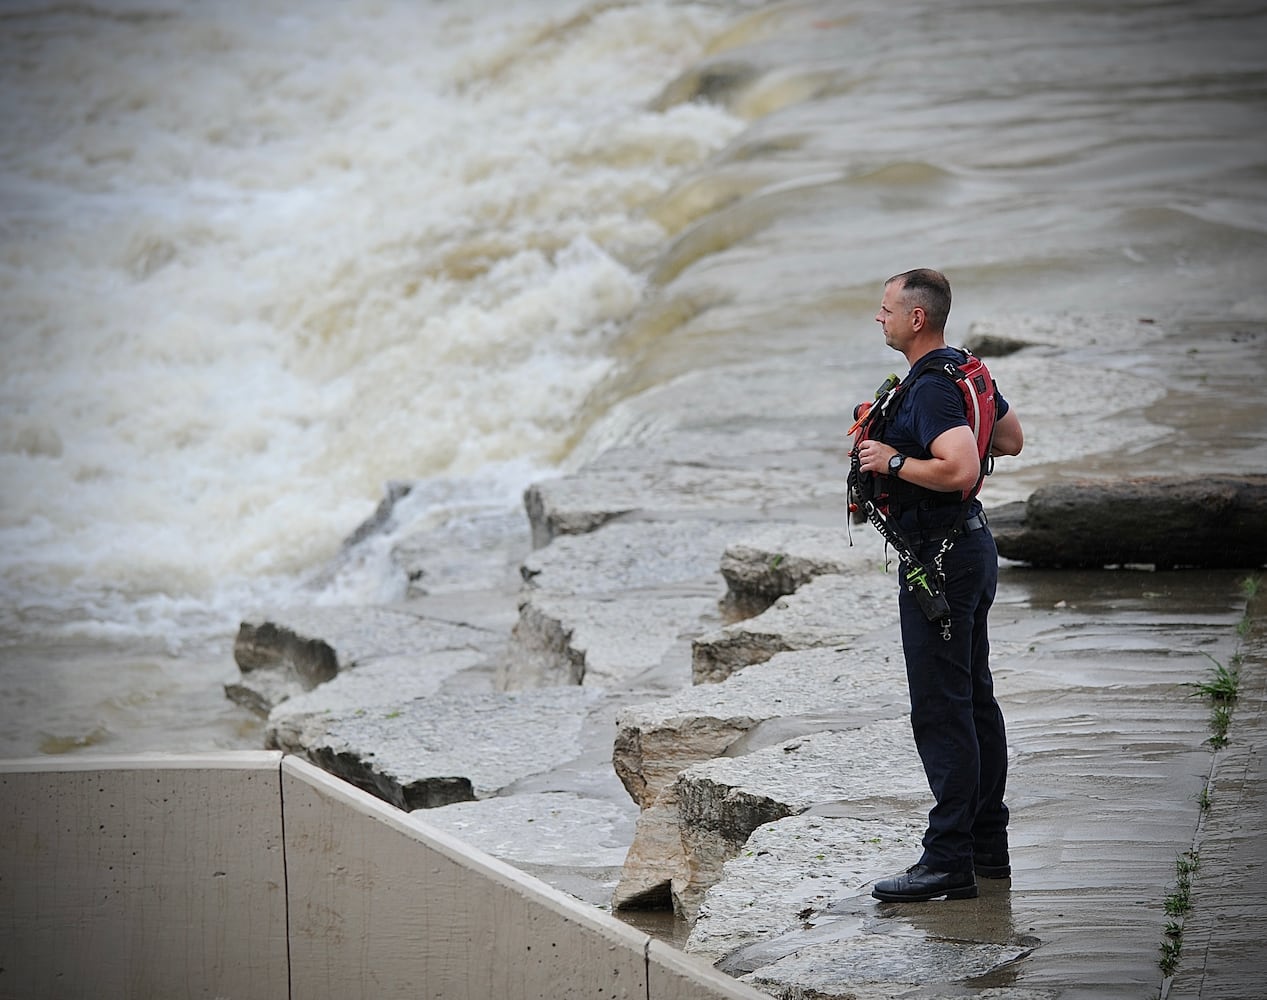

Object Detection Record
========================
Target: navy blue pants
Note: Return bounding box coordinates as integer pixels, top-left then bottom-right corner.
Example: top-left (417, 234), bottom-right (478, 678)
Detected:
top-left (897, 525), bottom-right (1009, 873)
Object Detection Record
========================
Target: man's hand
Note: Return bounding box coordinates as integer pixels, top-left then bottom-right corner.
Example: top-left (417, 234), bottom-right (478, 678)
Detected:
top-left (856, 438), bottom-right (898, 475)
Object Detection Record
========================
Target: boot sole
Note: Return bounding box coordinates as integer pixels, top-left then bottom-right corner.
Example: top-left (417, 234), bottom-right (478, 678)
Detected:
top-left (872, 883), bottom-right (979, 902)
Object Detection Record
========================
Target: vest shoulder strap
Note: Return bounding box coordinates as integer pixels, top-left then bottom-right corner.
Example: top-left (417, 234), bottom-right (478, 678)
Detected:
top-left (907, 349), bottom-right (998, 500)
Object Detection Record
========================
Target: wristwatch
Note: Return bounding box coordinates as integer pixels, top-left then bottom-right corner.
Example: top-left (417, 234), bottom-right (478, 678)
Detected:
top-left (888, 453), bottom-right (907, 477)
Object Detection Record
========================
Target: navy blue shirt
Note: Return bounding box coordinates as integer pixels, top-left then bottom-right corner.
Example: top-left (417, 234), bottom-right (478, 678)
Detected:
top-left (882, 347), bottom-right (1009, 529)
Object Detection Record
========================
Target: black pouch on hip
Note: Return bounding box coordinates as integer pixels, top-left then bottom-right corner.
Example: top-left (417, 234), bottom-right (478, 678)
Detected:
top-left (904, 560), bottom-right (951, 622)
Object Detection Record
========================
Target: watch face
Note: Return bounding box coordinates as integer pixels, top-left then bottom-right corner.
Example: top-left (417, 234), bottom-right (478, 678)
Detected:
top-left (889, 455), bottom-right (904, 472)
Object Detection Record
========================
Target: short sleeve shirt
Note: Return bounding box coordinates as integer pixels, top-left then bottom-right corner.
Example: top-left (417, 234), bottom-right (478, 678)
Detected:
top-left (881, 347), bottom-right (1010, 526)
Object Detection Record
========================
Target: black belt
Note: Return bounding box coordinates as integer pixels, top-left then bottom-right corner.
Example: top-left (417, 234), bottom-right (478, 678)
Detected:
top-left (906, 510), bottom-right (988, 544)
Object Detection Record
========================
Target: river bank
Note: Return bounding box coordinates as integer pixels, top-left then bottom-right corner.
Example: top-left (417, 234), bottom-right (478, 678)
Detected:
top-left (226, 308), bottom-right (1265, 996)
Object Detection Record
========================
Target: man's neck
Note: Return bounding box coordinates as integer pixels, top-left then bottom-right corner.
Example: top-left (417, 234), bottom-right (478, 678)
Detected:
top-left (903, 333), bottom-right (948, 367)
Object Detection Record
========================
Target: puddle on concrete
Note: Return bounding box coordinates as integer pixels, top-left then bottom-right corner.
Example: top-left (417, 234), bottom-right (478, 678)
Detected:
top-left (998, 566), bottom-right (1248, 617)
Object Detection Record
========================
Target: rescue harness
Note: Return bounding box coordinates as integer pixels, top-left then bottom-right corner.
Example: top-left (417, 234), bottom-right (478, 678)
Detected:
top-left (847, 349), bottom-right (999, 639)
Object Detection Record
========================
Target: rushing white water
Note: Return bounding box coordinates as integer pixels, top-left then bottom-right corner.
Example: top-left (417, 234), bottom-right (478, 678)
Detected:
top-left (3, 0), bottom-right (1266, 755)
top-left (0, 2), bottom-right (742, 627)
top-left (0, 0), bottom-right (747, 752)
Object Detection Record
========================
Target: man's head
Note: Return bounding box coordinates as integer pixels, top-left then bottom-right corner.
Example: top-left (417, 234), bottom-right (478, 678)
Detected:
top-left (876, 268), bottom-right (952, 356)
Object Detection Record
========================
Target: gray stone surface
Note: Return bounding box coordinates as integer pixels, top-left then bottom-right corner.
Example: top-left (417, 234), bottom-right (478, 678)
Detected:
top-left (1168, 588), bottom-right (1267, 1000)
top-left (521, 518), bottom-right (758, 596)
top-left (227, 604), bottom-right (503, 716)
top-left (220, 306), bottom-right (1267, 998)
top-left (524, 423), bottom-right (848, 549)
top-left (613, 644), bottom-right (908, 809)
top-left (965, 313), bottom-right (1167, 355)
top-left (678, 722), bottom-right (929, 823)
top-left (677, 568), bottom-right (1256, 999)
top-left (268, 686), bottom-right (615, 811)
top-left (610, 643), bottom-right (910, 915)
top-left (740, 933), bottom-right (1037, 1000)
top-left (692, 573), bottom-right (899, 684)
top-left (718, 523), bottom-right (869, 607)
top-left (506, 587), bottom-right (720, 689)
top-left (415, 791), bottom-right (637, 908)
top-left (672, 723), bottom-right (928, 919)
top-left (686, 813), bottom-right (926, 963)
top-left (506, 518), bottom-right (770, 689)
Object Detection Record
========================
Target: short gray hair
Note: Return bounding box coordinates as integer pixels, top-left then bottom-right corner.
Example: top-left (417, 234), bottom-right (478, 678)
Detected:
top-left (887, 268), bottom-right (951, 331)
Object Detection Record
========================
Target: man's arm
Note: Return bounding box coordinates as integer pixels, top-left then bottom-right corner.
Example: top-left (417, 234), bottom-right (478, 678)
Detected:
top-left (991, 409), bottom-right (1024, 457)
top-left (856, 424), bottom-right (981, 495)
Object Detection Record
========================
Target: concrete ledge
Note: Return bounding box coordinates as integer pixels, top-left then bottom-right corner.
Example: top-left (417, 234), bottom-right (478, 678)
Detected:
top-left (284, 754), bottom-right (654, 999)
top-left (0, 753), bottom-right (767, 1000)
top-left (0, 752), bottom-right (289, 1000)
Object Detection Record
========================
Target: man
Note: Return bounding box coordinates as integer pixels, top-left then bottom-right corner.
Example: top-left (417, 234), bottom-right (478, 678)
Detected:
top-left (854, 268), bottom-right (1024, 902)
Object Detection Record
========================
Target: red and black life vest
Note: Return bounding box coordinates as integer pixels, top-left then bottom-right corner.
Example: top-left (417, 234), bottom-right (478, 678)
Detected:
top-left (848, 349), bottom-right (998, 518)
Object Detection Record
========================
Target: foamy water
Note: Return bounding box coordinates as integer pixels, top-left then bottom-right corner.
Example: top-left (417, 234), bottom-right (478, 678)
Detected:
top-left (0, 1), bottom-right (743, 637)
top-left (3, 0), bottom-right (1266, 755)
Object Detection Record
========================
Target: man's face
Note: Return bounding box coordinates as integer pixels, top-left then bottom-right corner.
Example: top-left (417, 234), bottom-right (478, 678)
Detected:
top-left (875, 281), bottom-right (914, 351)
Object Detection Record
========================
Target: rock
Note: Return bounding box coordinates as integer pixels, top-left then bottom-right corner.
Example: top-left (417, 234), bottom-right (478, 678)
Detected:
top-left (612, 645), bottom-right (906, 809)
top-left (390, 504), bottom-right (530, 598)
top-left (520, 519), bottom-right (755, 596)
top-left (672, 722), bottom-right (927, 919)
top-left (739, 932), bottom-right (1039, 1000)
top-left (650, 57), bottom-right (763, 112)
top-left (992, 475), bottom-right (1267, 569)
top-left (610, 791), bottom-right (689, 911)
top-left (505, 595), bottom-right (588, 687)
top-left (507, 519), bottom-right (771, 689)
top-left (523, 425), bottom-right (849, 549)
top-left (964, 313), bottom-right (1166, 354)
top-left (610, 647), bottom-right (911, 918)
top-left (686, 813), bottom-right (925, 964)
top-left (269, 646), bottom-right (490, 720)
top-left (416, 792), bottom-right (638, 908)
top-left (232, 619), bottom-right (337, 702)
top-left (692, 574), bottom-right (898, 684)
top-left (718, 523), bottom-right (879, 612)
top-left (507, 589), bottom-right (718, 689)
top-left (341, 480), bottom-right (414, 548)
top-left (267, 686), bottom-right (616, 812)
top-left (226, 605), bottom-right (502, 716)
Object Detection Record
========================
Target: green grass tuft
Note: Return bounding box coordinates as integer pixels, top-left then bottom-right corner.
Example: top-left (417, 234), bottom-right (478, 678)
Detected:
top-left (1190, 653), bottom-right (1239, 703)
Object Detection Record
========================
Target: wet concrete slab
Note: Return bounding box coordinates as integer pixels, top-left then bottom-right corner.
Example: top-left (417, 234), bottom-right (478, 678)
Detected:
top-left (897, 574), bottom-right (1250, 999)
top-left (229, 314), bottom-right (1267, 998)
top-left (1167, 588), bottom-right (1267, 1000)
top-left (683, 568), bottom-right (1254, 999)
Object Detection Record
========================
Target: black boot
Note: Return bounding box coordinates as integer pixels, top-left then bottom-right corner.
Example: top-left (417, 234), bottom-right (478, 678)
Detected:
top-left (974, 850), bottom-right (1011, 878)
top-left (872, 864), bottom-right (978, 902)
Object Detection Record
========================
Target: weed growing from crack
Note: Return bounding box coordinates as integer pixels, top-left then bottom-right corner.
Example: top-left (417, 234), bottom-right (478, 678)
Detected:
top-left (1159, 852), bottom-right (1200, 977)
top-left (1190, 647), bottom-right (1240, 749)
top-left (1190, 653), bottom-right (1239, 703)
top-left (1207, 704), bottom-right (1233, 748)
top-left (1159, 576), bottom-right (1256, 983)
top-left (1164, 852), bottom-right (1199, 917)
top-left (1159, 922), bottom-right (1184, 978)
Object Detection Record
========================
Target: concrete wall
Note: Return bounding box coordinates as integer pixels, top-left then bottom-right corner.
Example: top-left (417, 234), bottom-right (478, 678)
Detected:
top-left (0, 753), bottom-right (765, 1000)
top-left (0, 752), bottom-right (289, 1000)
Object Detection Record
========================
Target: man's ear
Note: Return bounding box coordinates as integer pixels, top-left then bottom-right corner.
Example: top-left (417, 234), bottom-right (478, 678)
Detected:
top-left (910, 306), bottom-right (926, 331)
